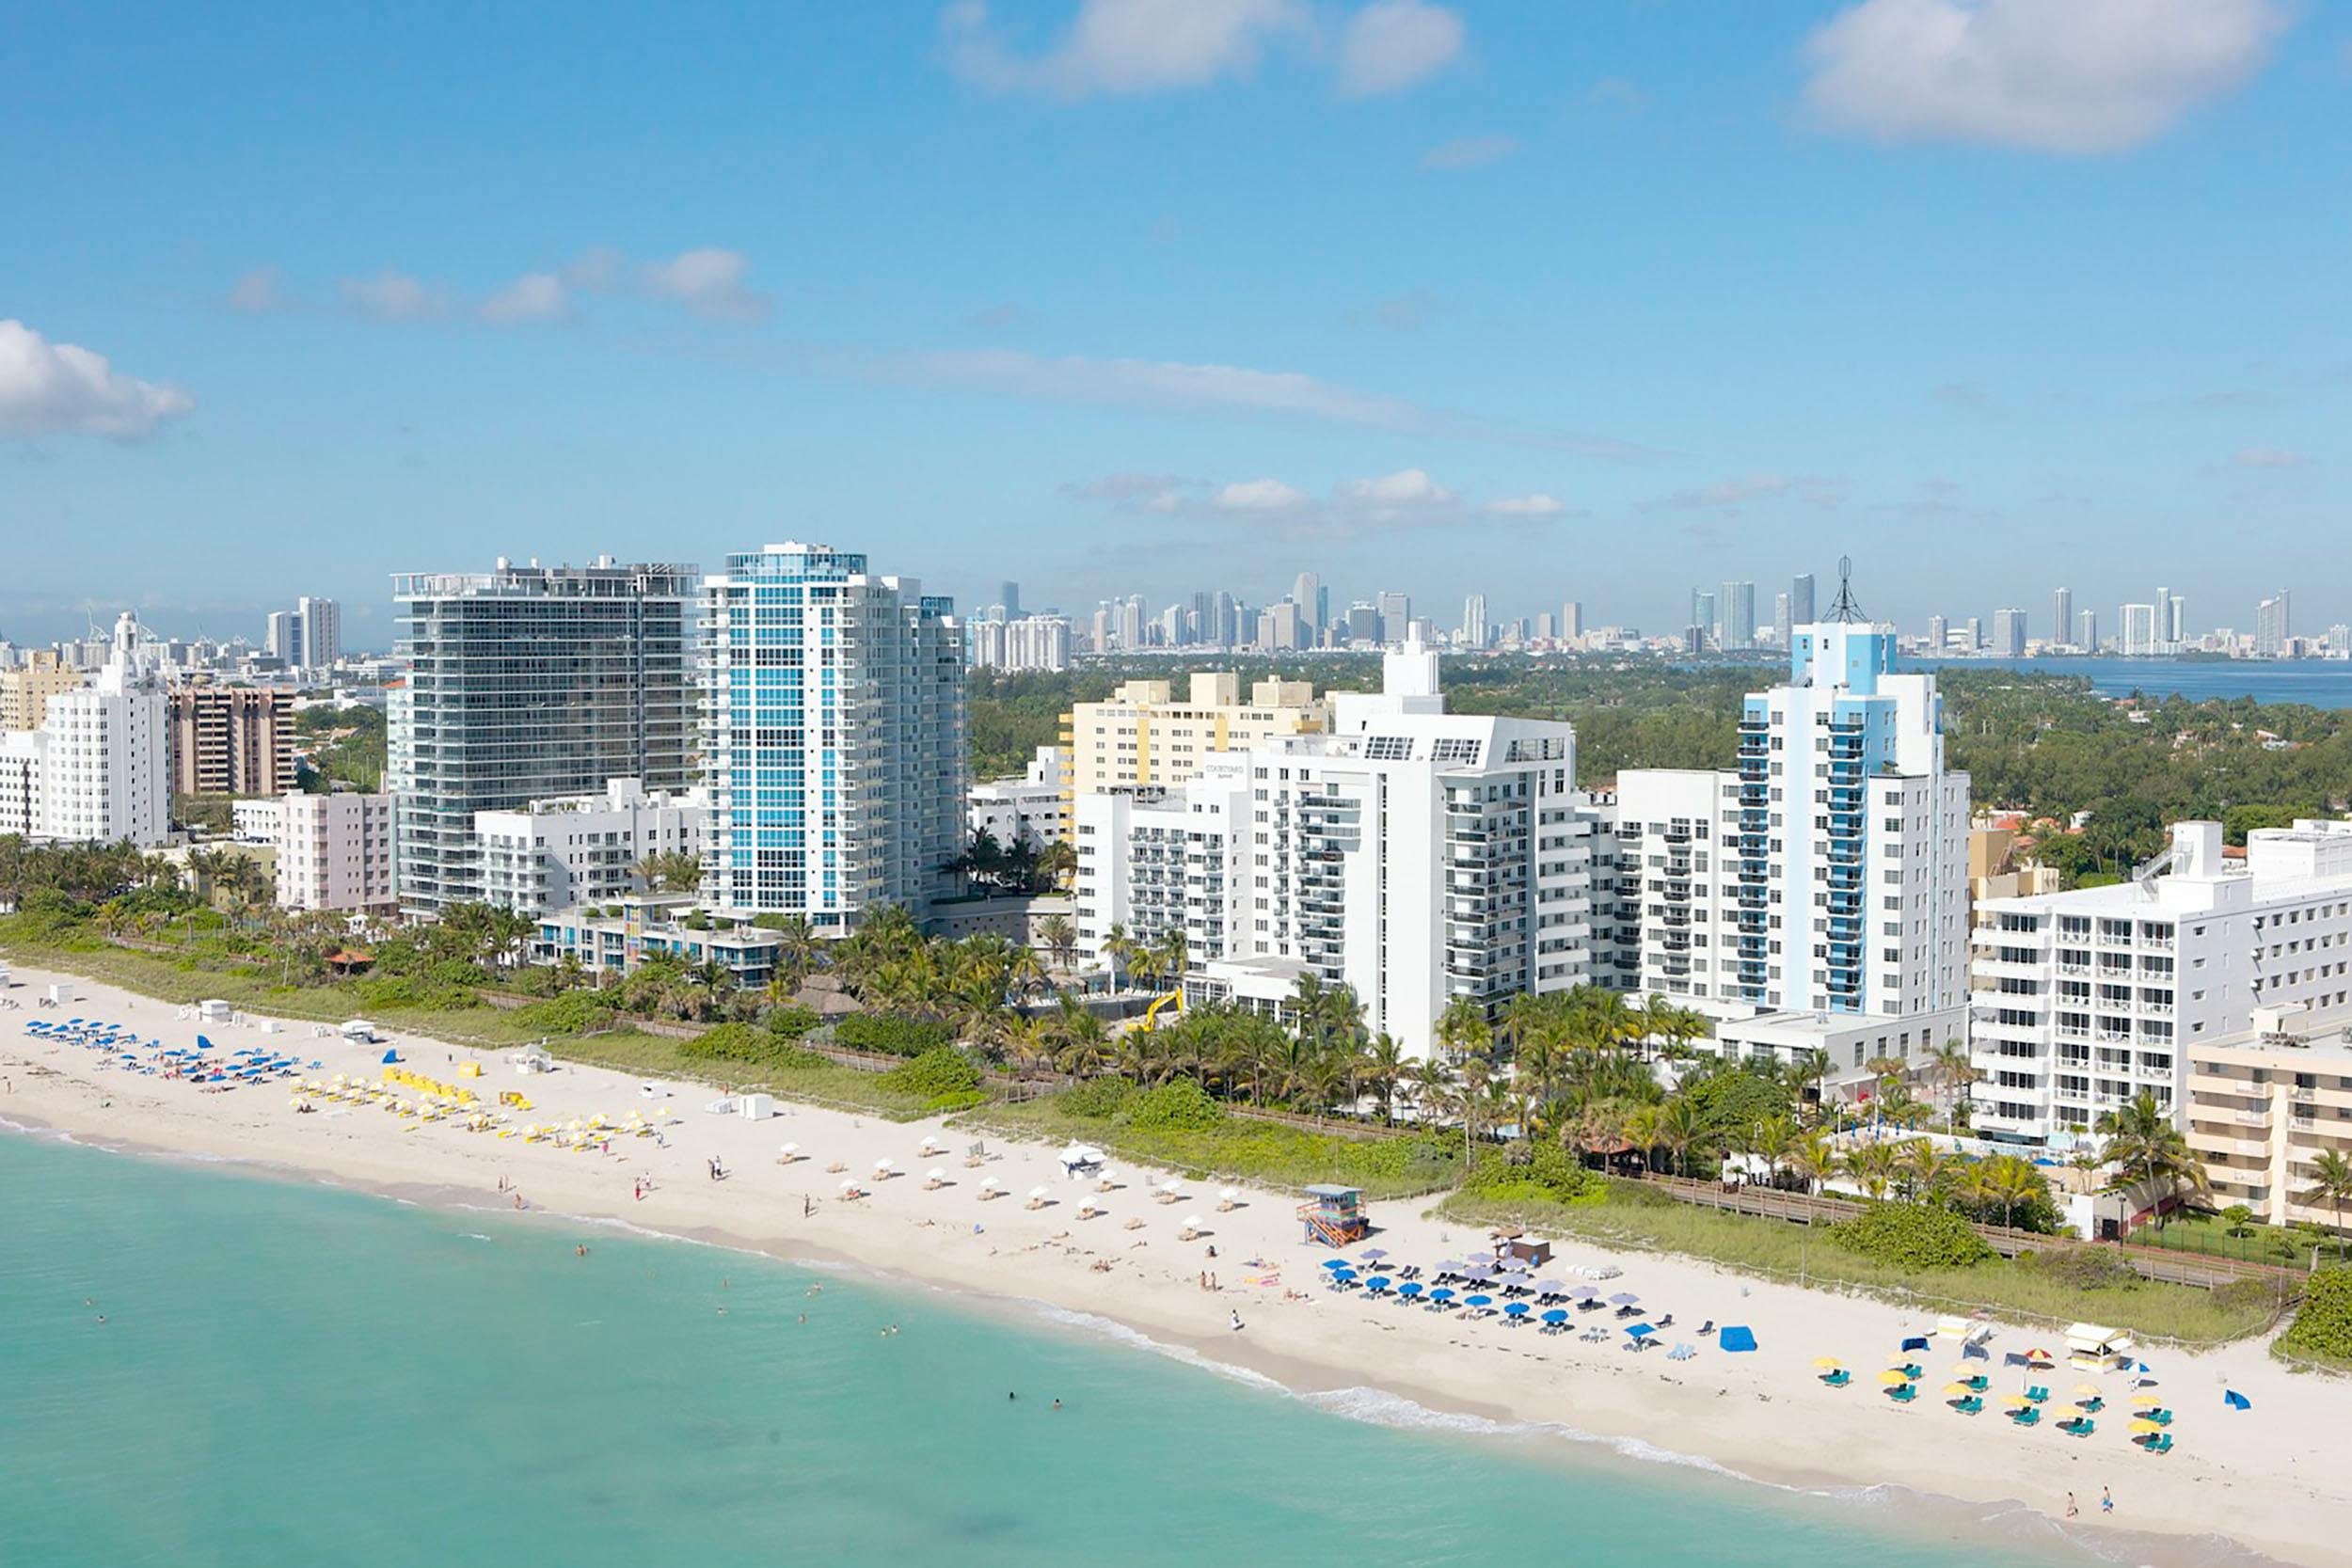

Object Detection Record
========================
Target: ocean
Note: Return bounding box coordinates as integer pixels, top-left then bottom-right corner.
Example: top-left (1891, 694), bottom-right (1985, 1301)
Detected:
top-left (1922, 657), bottom-right (2352, 708)
top-left (0, 1126), bottom-right (2090, 1568)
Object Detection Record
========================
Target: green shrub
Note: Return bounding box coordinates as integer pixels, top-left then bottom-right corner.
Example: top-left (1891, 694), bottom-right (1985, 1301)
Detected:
top-left (1057, 1078), bottom-right (1136, 1118)
top-left (764, 1004), bottom-right (821, 1040)
top-left (1120, 1077), bottom-right (1224, 1132)
top-left (834, 1012), bottom-right (954, 1058)
top-left (1830, 1201), bottom-right (1994, 1270)
top-left (1462, 1144), bottom-right (1606, 1207)
top-left (2280, 1267), bottom-right (2352, 1363)
top-left (513, 992), bottom-right (620, 1035)
top-left (353, 974), bottom-right (481, 1012)
top-left (878, 1047), bottom-right (982, 1101)
top-left (681, 1022), bottom-right (827, 1073)
top-left (2013, 1243), bottom-right (2137, 1291)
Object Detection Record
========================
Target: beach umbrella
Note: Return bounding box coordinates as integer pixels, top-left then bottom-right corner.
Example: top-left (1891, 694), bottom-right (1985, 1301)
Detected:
top-left (1428, 1288), bottom-right (1455, 1303)
top-left (1813, 1357), bottom-right (1844, 1370)
top-left (1028, 1186), bottom-right (1050, 1199)
top-left (1570, 1286), bottom-right (1598, 1301)
top-left (1541, 1309), bottom-right (1568, 1324)
top-left (1464, 1294), bottom-right (1493, 1308)
top-left (1878, 1370), bottom-right (1912, 1386)
top-left (1887, 1352), bottom-right (1920, 1365)
top-left (1361, 1247), bottom-right (1389, 1261)
top-left (1331, 1268), bottom-right (1357, 1281)
top-left (1398, 1282), bottom-right (1423, 1299)
top-left (1321, 1259), bottom-right (1352, 1272)
top-left (1183, 1215), bottom-right (1206, 1230)
top-left (2130, 1418), bottom-right (2166, 1434)
top-left (1534, 1279), bottom-right (1567, 1295)
top-left (2130, 1394), bottom-right (2163, 1408)
top-left (927, 1167), bottom-right (947, 1181)
top-left (1504, 1302), bottom-right (1531, 1318)
top-left (1609, 1291), bottom-right (1639, 1305)
top-left (1363, 1276), bottom-right (1391, 1291)
top-left (1941, 1383), bottom-right (1972, 1396)
top-left (1160, 1180), bottom-right (1181, 1193)
top-left (1627, 1323), bottom-right (1655, 1339)
top-left (1219, 1187), bottom-right (1240, 1203)
top-left (2000, 1394), bottom-right (2031, 1407)
top-left (2026, 1348), bottom-right (2054, 1362)
top-left (838, 1178), bottom-right (858, 1190)
top-left (2073, 1383), bottom-right (2104, 1397)
top-left (979, 1178), bottom-right (1000, 1192)
top-left (2224, 1390), bottom-right (2251, 1411)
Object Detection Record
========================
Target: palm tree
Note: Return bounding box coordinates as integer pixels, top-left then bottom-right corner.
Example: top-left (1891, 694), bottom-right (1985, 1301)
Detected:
top-left (1102, 922), bottom-right (1135, 992)
top-left (2301, 1148), bottom-right (2352, 1259)
top-left (1434, 994), bottom-right (1492, 1067)
top-left (1842, 1141), bottom-right (1896, 1201)
top-left (2095, 1088), bottom-right (2210, 1229)
top-left (1787, 1129), bottom-right (1836, 1195)
top-left (1655, 1096), bottom-right (1706, 1178)
top-left (1929, 1039), bottom-right (1979, 1125)
top-left (1038, 914), bottom-right (1077, 980)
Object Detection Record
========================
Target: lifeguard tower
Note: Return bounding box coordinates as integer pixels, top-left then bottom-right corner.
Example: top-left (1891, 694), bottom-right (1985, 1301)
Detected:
top-left (1297, 1184), bottom-right (1369, 1247)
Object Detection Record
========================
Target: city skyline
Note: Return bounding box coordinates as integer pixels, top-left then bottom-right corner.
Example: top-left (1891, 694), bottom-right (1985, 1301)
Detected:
top-left (7, 2), bottom-right (2349, 643)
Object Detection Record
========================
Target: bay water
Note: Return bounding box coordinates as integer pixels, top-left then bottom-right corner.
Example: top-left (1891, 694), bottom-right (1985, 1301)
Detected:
top-left (0, 1126), bottom-right (2092, 1568)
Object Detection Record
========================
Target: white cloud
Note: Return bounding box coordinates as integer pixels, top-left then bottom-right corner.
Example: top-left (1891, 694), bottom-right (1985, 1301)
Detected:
top-left (2233, 446), bottom-right (2309, 468)
top-left (1803, 0), bottom-right (2287, 153)
top-left (478, 272), bottom-right (573, 324)
top-left (1647, 473), bottom-right (1848, 511)
top-left (1337, 0), bottom-right (1464, 97)
top-left (895, 347), bottom-right (1423, 429)
top-left (339, 270), bottom-right (449, 321)
top-left (1336, 467), bottom-right (1454, 507)
top-left (1066, 471), bottom-right (1191, 511)
top-left (1420, 134), bottom-right (1518, 170)
top-left (637, 248), bottom-right (770, 323)
top-left (227, 267), bottom-right (288, 314)
top-left (942, 0), bottom-right (1305, 99)
top-left (0, 319), bottom-right (196, 440)
top-left (1216, 477), bottom-right (1310, 511)
top-left (1486, 492), bottom-right (1565, 516)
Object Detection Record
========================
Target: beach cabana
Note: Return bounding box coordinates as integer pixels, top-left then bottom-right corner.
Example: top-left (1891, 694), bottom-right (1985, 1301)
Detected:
top-left (1296, 1184), bottom-right (1368, 1247)
top-left (2064, 1323), bottom-right (2133, 1371)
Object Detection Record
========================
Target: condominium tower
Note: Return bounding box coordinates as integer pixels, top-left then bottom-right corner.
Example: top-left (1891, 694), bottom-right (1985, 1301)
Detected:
top-left (1061, 673), bottom-right (1325, 814)
top-left (698, 541), bottom-right (966, 930)
top-left (389, 558), bottom-right (696, 918)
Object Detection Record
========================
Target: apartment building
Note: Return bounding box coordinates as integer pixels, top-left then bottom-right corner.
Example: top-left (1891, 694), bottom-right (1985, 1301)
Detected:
top-left (1061, 673), bottom-right (1325, 812)
top-left (1610, 618), bottom-right (1971, 1079)
top-left (2186, 1010), bottom-right (2352, 1229)
top-left (235, 790), bottom-right (395, 913)
top-left (0, 612), bottom-right (171, 847)
top-left (0, 651), bottom-right (85, 731)
top-left (698, 541), bottom-right (966, 931)
top-left (1075, 638), bottom-right (1604, 1056)
top-left (389, 558), bottom-right (696, 918)
top-left (472, 777), bottom-right (707, 917)
top-left (969, 745), bottom-right (1071, 851)
top-left (1972, 819), bottom-right (2352, 1147)
top-left (169, 687), bottom-right (297, 797)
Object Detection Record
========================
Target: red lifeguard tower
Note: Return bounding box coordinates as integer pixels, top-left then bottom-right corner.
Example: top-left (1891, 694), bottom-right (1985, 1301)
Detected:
top-left (1297, 1184), bottom-right (1368, 1247)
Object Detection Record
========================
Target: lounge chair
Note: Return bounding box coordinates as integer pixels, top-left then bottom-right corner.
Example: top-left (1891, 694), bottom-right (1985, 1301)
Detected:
top-left (1953, 1396), bottom-right (1983, 1416)
top-left (1885, 1383), bottom-right (1916, 1402)
top-left (1654, 1313), bottom-right (1675, 1329)
top-left (1614, 1304), bottom-right (1641, 1319)
top-left (2058, 1418), bottom-right (2094, 1438)
top-left (2008, 1406), bottom-right (2040, 1427)
top-left (1820, 1369), bottom-right (1851, 1387)
top-left (2026, 1386), bottom-right (2048, 1403)
top-left (1697, 1320), bottom-right (1715, 1336)
top-left (2142, 1433), bottom-right (2173, 1455)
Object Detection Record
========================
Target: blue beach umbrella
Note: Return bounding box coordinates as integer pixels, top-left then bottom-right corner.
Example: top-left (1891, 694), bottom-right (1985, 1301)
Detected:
top-left (1428, 1288), bottom-right (1455, 1303)
top-left (1504, 1302), bottom-right (1531, 1318)
top-left (1398, 1282), bottom-right (1424, 1299)
top-left (1364, 1276), bottom-right (1391, 1291)
top-left (1322, 1259), bottom-right (1352, 1271)
top-left (1464, 1294), bottom-right (1492, 1308)
top-left (1627, 1323), bottom-right (1656, 1339)
top-left (1541, 1309), bottom-right (1569, 1324)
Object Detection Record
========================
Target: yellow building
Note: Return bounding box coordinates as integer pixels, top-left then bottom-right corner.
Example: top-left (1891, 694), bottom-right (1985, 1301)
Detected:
top-left (1060, 673), bottom-right (1323, 821)
top-left (0, 652), bottom-right (86, 732)
top-left (1968, 822), bottom-right (2060, 904)
top-left (2186, 1013), bottom-right (2352, 1230)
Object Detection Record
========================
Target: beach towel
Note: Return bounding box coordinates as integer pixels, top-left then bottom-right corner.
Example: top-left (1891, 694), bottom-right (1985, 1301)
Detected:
top-left (1719, 1325), bottom-right (1757, 1353)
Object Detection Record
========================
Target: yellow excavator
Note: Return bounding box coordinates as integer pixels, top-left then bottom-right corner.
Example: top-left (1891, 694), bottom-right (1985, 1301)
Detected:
top-left (1141, 991), bottom-right (1183, 1032)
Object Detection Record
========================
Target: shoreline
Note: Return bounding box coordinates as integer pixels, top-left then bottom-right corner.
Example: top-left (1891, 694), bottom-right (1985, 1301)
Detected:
top-left (2, 961), bottom-right (2340, 1568)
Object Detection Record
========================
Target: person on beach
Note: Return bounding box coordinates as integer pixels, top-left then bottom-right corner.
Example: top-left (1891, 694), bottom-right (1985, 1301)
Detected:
top-left (1230, 1308), bottom-right (1244, 1332)
top-left (2101, 1488), bottom-right (2112, 1515)
top-left (2065, 1494), bottom-right (2077, 1518)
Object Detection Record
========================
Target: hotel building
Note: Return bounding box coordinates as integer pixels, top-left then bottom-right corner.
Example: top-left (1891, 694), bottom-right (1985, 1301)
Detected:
top-left (0, 612), bottom-right (171, 847)
top-left (169, 687), bottom-right (297, 797)
top-left (234, 790), bottom-right (396, 913)
top-left (2186, 1009), bottom-right (2352, 1229)
top-left (1060, 674), bottom-right (1325, 823)
top-left (472, 777), bottom-right (707, 917)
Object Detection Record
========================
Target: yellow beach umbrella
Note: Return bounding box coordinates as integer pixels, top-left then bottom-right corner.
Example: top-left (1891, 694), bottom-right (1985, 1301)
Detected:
top-left (2130, 1394), bottom-right (2162, 1407)
top-left (2000, 1394), bottom-right (2031, 1407)
top-left (2129, 1418), bottom-right (2166, 1434)
top-left (1878, 1370), bottom-right (1911, 1386)
top-left (2073, 1383), bottom-right (2103, 1396)
top-left (1813, 1357), bottom-right (1844, 1370)
top-left (1948, 1365), bottom-right (1980, 1378)
top-left (1887, 1352), bottom-right (1919, 1365)
top-left (1941, 1383), bottom-right (1973, 1397)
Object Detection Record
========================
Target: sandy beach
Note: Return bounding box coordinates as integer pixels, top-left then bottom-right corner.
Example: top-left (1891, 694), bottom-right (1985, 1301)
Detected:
top-left (4, 960), bottom-right (2345, 1568)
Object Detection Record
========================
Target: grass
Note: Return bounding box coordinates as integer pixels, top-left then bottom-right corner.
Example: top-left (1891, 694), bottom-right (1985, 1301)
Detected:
top-left (2129, 1211), bottom-right (2352, 1270)
top-left (1438, 1180), bottom-right (2289, 1347)
top-left (0, 929), bottom-right (938, 1121)
top-left (957, 1094), bottom-right (1462, 1200)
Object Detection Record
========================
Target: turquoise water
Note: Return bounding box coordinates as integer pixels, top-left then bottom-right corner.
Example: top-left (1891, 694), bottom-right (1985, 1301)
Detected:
top-left (0, 1128), bottom-right (2080, 1568)
top-left (1923, 657), bottom-right (2352, 708)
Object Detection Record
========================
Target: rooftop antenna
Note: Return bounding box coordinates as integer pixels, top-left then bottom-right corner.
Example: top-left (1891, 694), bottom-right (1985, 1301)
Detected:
top-left (1825, 556), bottom-right (1867, 624)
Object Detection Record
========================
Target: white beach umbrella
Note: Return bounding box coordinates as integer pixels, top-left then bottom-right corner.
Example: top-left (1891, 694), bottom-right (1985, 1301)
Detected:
top-left (927, 1166), bottom-right (947, 1181)
top-left (839, 1178), bottom-right (858, 1192)
top-left (874, 1158), bottom-right (895, 1173)
top-left (980, 1178), bottom-right (1000, 1192)
top-left (779, 1142), bottom-right (801, 1157)
top-left (1161, 1179), bottom-right (1181, 1193)
top-left (1028, 1186), bottom-right (1050, 1199)
top-left (1183, 1215), bottom-right (1205, 1230)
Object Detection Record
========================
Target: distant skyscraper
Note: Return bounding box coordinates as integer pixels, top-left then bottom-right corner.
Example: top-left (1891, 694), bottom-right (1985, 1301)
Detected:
top-left (1376, 591), bottom-right (1410, 645)
top-left (1992, 608), bottom-right (2026, 658)
top-left (2256, 591), bottom-right (2291, 657)
top-left (1789, 573), bottom-right (1816, 626)
top-left (1560, 600), bottom-right (1584, 641)
top-left (1691, 589), bottom-right (1716, 645)
top-left (1772, 593), bottom-right (1791, 648)
top-left (296, 596), bottom-right (341, 669)
top-left (1720, 580), bottom-right (1756, 651)
top-left (1118, 594), bottom-right (1144, 652)
top-left (1293, 572), bottom-right (1321, 636)
top-left (2076, 608), bottom-right (2097, 650)
top-left (1928, 614), bottom-right (1948, 652)
top-left (1461, 594), bottom-right (1487, 650)
top-left (1000, 581), bottom-right (1021, 619)
top-left (1962, 615), bottom-right (1981, 651)
top-left (1534, 611), bottom-right (1555, 641)
top-left (2053, 587), bottom-right (2074, 648)
top-left (2155, 587), bottom-right (2173, 648)
top-left (2120, 603), bottom-right (2158, 657)
top-left (264, 609), bottom-right (299, 666)
top-left (1346, 602), bottom-right (1379, 644)
top-left (2168, 595), bottom-right (2186, 645)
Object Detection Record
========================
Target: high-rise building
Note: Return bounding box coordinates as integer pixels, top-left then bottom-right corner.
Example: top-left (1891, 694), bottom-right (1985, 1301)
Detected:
top-left (297, 597), bottom-right (342, 669)
top-left (1062, 673), bottom-right (1324, 803)
top-left (1613, 616), bottom-right (1970, 1055)
top-left (2120, 603), bottom-right (2158, 657)
top-left (1559, 600), bottom-right (1584, 642)
top-left (1962, 615), bottom-right (1981, 651)
top-left (1075, 637), bottom-right (1604, 1056)
top-left (0, 650), bottom-right (83, 731)
top-left (1292, 572), bottom-right (1321, 637)
top-left (1691, 590), bottom-right (1717, 646)
top-left (2256, 591), bottom-right (2291, 657)
top-left (1971, 820), bottom-right (2352, 1148)
top-left (1719, 580), bottom-right (1756, 651)
top-left (1461, 594), bottom-right (1487, 650)
top-left (1534, 612), bottom-right (1556, 642)
top-left (1346, 602), bottom-right (1379, 645)
top-left (1927, 614), bottom-right (1947, 653)
top-left (2053, 588), bottom-right (2074, 649)
top-left (264, 609), bottom-right (301, 668)
top-left (999, 580), bottom-right (1022, 620)
top-left (1376, 591), bottom-right (1411, 646)
top-left (1992, 608), bottom-right (2026, 658)
top-left (2076, 608), bottom-right (2098, 650)
top-left (1772, 593), bottom-right (1791, 649)
top-left (2154, 588), bottom-right (2173, 650)
top-left (233, 790), bottom-right (395, 913)
top-left (0, 612), bottom-right (171, 847)
top-left (1118, 594), bottom-right (1145, 653)
top-left (168, 687), bottom-right (297, 797)
top-left (389, 558), bottom-right (696, 919)
top-left (698, 542), bottom-right (966, 930)
top-left (472, 777), bottom-right (708, 917)
top-left (2167, 595), bottom-right (2186, 645)
top-left (1789, 573), bottom-right (1817, 627)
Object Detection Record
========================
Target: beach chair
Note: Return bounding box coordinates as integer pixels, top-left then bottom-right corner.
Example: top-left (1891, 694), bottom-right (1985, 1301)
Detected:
top-left (2008, 1406), bottom-right (2040, 1427)
top-left (1954, 1396), bottom-right (1983, 1416)
top-left (1884, 1383), bottom-right (1916, 1403)
top-left (2026, 1386), bottom-right (2048, 1403)
top-left (1821, 1369), bottom-right (1851, 1388)
top-left (2144, 1433), bottom-right (2173, 1455)
top-left (1654, 1313), bottom-right (1675, 1329)
top-left (2059, 1418), bottom-right (2094, 1438)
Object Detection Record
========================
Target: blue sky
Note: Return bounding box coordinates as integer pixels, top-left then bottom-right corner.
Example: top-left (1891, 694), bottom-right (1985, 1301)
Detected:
top-left (4, 0), bottom-right (2346, 649)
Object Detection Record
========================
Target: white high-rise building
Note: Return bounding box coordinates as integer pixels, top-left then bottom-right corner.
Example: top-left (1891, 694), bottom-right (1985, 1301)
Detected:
top-left (0, 611), bottom-right (171, 847)
top-left (297, 597), bottom-right (342, 670)
top-left (2120, 603), bottom-right (2159, 657)
top-left (1461, 594), bottom-right (1487, 651)
top-left (1971, 819), bottom-right (2352, 1147)
top-left (699, 541), bottom-right (966, 932)
top-left (2053, 588), bottom-right (2074, 649)
top-left (2256, 591), bottom-right (2291, 657)
top-left (1992, 607), bottom-right (2026, 657)
top-left (234, 789), bottom-right (396, 913)
top-left (264, 610), bottom-right (301, 667)
top-left (2076, 608), bottom-right (2098, 651)
top-left (970, 614), bottom-right (1071, 673)
top-left (1075, 635), bottom-right (1604, 1056)
top-left (1720, 579), bottom-right (1756, 651)
top-left (1612, 617), bottom-right (1971, 1079)
top-left (473, 777), bottom-right (708, 917)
